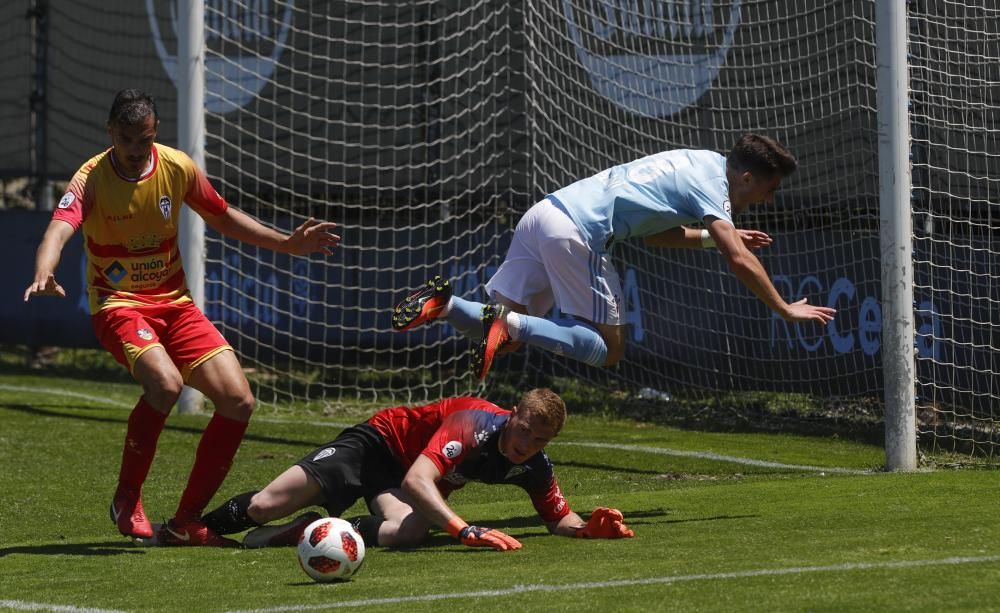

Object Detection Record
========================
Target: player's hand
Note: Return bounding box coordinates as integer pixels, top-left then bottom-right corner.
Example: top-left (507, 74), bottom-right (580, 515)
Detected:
top-left (284, 217), bottom-right (341, 256)
top-left (458, 525), bottom-right (522, 551)
top-left (575, 507), bottom-right (635, 539)
top-left (782, 298), bottom-right (836, 324)
top-left (736, 229), bottom-right (772, 251)
top-left (23, 274), bottom-right (66, 302)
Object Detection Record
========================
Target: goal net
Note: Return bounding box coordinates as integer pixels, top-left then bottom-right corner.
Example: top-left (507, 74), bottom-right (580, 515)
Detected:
top-left (909, 1), bottom-right (1000, 456)
top-left (199, 1), bottom-right (884, 402)
top-left (190, 1), bottom-right (997, 455)
top-left (199, 0), bottom-right (521, 406)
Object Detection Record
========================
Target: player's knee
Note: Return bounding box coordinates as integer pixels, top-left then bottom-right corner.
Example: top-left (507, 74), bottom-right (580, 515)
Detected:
top-left (217, 390), bottom-right (255, 421)
top-left (379, 519), bottom-right (427, 548)
top-left (142, 375), bottom-right (184, 409)
top-left (602, 339), bottom-right (626, 367)
top-left (247, 492), bottom-right (284, 524)
top-left (232, 391), bottom-right (256, 419)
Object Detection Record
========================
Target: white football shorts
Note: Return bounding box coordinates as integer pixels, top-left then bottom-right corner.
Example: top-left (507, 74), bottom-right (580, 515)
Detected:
top-left (485, 197), bottom-right (623, 325)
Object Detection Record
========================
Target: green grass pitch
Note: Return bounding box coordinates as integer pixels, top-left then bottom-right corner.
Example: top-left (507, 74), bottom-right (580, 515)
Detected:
top-left (1, 371), bottom-right (999, 612)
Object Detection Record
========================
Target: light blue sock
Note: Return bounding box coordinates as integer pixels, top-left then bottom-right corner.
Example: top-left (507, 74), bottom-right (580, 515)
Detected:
top-left (512, 314), bottom-right (608, 367)
top-left (445, 296), bottom-right (486, 341)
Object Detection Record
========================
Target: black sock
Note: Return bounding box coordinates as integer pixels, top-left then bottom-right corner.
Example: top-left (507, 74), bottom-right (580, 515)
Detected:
top-left (346, 515), bottom-right (384, 547)
top-left (201, 491), bottom-right (260, 535)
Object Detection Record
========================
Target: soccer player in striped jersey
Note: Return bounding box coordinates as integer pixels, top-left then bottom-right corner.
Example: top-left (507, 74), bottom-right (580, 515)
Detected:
top-left (393, 134), bottom-right (836, 380)
top-left (23, 89), bottom-right (340, 546)
top-left (200, 388), bottom-right (634, 549)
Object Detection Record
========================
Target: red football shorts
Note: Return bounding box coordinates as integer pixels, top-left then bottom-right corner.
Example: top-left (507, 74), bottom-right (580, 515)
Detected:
top-left (92, 300), bottom-right (232, 381)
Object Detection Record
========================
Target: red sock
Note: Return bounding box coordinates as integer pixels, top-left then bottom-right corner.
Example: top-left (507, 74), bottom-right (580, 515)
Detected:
top-left (117, 397), bottom-right (168, 496)
top-left (174, 413), bottom-right (249, 522)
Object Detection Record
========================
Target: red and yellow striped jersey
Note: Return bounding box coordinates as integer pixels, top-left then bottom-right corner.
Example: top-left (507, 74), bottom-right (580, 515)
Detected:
top-left (53, 144), bottom-right (227, 313)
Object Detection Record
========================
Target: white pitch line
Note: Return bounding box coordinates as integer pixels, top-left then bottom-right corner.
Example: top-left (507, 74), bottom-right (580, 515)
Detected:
top-left (253, 417), bottom-right (355, 429)
top-left (226, 554), bottom-right (1000, 613)
top-left (0, 601), bottom-right (127, 613)
top-left (0, 385), bottom-right (350, 428)
top-left (0, 384), bottom-right (132, 409)
top-left (553, 441), bottom-right (871, 475)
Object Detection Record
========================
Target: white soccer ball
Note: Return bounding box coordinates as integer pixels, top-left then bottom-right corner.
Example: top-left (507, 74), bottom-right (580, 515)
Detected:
top-left (297, 517), bottom-right (366, 582)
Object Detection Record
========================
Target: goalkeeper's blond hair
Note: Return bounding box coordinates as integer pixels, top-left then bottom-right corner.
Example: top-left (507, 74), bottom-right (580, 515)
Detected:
top-left (517, 388), bottom-right (566, 434)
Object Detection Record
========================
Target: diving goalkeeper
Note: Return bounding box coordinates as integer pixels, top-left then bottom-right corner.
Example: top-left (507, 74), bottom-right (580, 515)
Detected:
top-left (199, 388), bottom-right (634, 549)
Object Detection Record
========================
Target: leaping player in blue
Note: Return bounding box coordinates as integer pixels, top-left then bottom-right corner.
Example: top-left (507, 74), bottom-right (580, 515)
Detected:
top-left (392, 133), bottom-right (836, 380)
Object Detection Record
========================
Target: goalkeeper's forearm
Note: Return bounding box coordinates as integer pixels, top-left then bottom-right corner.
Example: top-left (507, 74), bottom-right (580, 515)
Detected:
top-left (549, 512), bottom-right (587, 537)
top-left (400, 457), bottom-right (462, 534)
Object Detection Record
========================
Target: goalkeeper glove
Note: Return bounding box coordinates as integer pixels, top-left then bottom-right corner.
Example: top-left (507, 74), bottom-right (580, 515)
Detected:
top-left (575, 507), bottom-right (635, 539)
top-left (446, 517), bottom-right (522, 551)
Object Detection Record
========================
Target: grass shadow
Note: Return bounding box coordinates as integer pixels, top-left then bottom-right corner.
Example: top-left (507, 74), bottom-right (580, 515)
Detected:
top-left (0, 541), bottom-right (145, 557)
top-left (0, 402), bottom-right (323, 448)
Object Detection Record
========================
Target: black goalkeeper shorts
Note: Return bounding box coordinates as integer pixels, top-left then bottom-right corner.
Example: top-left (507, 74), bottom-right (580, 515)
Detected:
top-left (295, 423), bottom-right (406, 517)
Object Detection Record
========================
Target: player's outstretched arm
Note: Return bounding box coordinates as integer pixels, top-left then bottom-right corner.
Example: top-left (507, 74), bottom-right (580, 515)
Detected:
top-left (642, 226), bottom-right (700, 248)
top-left (644, 225), bottom-right (772, 251)
top-left (402, 455), bottom-right (522, 551)
top-left (23, 220), bottom-right (75, 302)
top-left (709, 218), bottom-right (835, 324)
top-left (203, 208), bottom-right (341, 256)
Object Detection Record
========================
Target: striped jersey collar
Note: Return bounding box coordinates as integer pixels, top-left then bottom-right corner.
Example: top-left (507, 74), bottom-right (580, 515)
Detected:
top-left (108, 144), bottom-right (159, 182)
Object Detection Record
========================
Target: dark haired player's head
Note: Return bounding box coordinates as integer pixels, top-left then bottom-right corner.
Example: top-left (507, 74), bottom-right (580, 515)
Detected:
top-left (106, 89), bottom-right (160, 180)
top-left (727, 133), bottom-right (797, 179)
top-left (725, 133), bottom-right (796, 212)
top-left (107, 89), bottom-right (159, 128)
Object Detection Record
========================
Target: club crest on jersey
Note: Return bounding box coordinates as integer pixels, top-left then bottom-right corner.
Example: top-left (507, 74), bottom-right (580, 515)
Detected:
top-left (442, 441), bottom-right (463, 459)
top-left (158, 196), bottom-right (172, 221)
top-left (313, 448), bottom-right (336, 461)
top-left (723, 199), bottom-right (732, 215)
top-left (57, 193), bottom-right (75, 209)
top-left (137, 328), bottom-right (153, 341)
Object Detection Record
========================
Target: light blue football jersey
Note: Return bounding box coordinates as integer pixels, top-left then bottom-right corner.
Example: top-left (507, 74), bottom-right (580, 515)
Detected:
top-left (546, 149), bottom-right (733, 251)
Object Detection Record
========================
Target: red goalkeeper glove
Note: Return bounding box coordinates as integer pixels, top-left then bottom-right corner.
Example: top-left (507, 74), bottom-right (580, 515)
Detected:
top-left (446, 517), bottom-right (522, 551)
top-left (575, 507), bottom-right (635, 539)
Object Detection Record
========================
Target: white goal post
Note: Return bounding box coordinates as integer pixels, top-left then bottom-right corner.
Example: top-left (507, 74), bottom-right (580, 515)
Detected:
top-left (875, 0), bottom-right (915, 470)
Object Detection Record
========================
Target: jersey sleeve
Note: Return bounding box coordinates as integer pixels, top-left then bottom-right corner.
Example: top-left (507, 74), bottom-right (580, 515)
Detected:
top-left (677, 167), bottom-right (733, 226)
top-left (420, 410), bottom-right (478, 475)
top-left (182, 155), bottom-right (228, 216)
top-left (51, 163), bottom-right (94, 230)
top-left (520, 453), bottom-right (572, 523)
